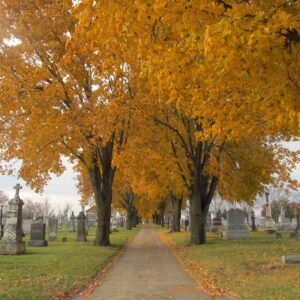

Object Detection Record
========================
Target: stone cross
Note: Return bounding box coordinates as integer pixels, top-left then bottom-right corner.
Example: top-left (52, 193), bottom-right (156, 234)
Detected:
top-left (13, 183), bottom-right (22, 199)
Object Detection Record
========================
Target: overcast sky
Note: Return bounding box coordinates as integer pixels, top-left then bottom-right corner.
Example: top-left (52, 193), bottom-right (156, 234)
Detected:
top-left (0, 141), bottom-right (299, 215)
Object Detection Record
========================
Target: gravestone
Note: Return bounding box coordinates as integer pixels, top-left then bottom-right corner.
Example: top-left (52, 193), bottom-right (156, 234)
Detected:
top-left (69, 211), bottom-right (76, 232)
top-left (265, 192), bottom-right (275, 233)
top-left (206, 212), bottom-right (212, 232)
top-left (0, 184), bottom-right (26, 255)
top-left (296, 208), bottom-right (300, 233)
top-left (212, 216), bottom-right (222, 232)
top-left (76, 212), bottom-right (87, 242)
top-left (48, 217), bottom-right (58, 241)
top-left (223, 208), bottom-right (250, 240)
top-left (275, 232), bottom-right (282, 239)
top-left (282, 256), bottom-right (300, 264)
top-left (27, 217), bottom-right (48, 246)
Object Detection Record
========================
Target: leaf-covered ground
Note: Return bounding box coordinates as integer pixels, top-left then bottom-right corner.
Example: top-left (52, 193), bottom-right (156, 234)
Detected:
top-left (158, 228), bottom-right (300, 300)
top-left (0, 227), bottom-right (139, 300)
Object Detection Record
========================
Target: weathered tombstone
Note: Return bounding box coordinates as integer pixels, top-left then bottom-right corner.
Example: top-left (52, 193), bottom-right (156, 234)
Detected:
top-left (69, 211), bottom-right (76, 232)
top-left (76, 212), bottom-right (87, 242)
top-left (223, 208), bottom-right (250, 240)
top-left (62, 237), bottom-right (67, 242)
top-left (0, 184), bottom-right (26, 255)
top-left (110, 212), bottom-right (119, 232)
top-left (27, 217), bottom-right (48, 246)
top-left (48, 217), bottom-right (58, 241)
top-left (282, 256), bottom-right (300, 264)
top-left (206, 212), bottom-right (212, 232)
top-left (289, 232), bottom-right (297, 239)
top-left (251, 210), bottom-right (257, 232)
top-left (212, 216), bottom-right (222, 232)
top-left (265, 192), bottom-right (275, 233)
top-left (296, 208), bottom-right (300, 233)
top-left (275, 232), bottom-right (282, 239)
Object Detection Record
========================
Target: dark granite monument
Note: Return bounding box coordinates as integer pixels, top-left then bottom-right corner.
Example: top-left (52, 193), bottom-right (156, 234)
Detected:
top-left (27, 217), bottom-right (48, 247)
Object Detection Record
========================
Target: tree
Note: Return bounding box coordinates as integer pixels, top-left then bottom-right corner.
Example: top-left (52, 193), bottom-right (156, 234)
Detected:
top-left (0, 1), bottom-right (137, 245)
top-left (0, 191), bottom-right (9, 204)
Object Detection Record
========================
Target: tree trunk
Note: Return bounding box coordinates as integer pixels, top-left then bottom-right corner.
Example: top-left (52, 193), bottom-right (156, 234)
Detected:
top-left (132, 209), bottom-right (137, 227)
top-left (88, 142), bottom-right (115, 246)
top-left (190, 160), bottom-right (218, 245)
top-left (123, 192), bottom-right (134, 230)
top-left (171, 196), bottom-right (182, 232)
top-left (126, 208), bottom-right (133, 230)
top-left (159, 204), bottom-right (166, 227)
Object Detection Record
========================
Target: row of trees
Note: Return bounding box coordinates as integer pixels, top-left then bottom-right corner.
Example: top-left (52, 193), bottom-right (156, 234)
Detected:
top-left (0, 1), bottom-right (299, 246)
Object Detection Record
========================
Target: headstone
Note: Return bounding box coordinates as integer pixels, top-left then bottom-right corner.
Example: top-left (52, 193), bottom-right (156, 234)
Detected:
top-left (282, 256), bottom-right (300, 264)
top-left (0, 184), bottom-right (26, 255)
top-left (296, 208), bottom-right (300, 233)
top-left (69, 211), bottom-right (76, 232)
top-left (265, 192), bottom-right (275, 233)
top-left (27, 217), bottom-right (48, 246)
top-left (76, 212), bottom-right (87, 241)
top-left (48, 217), bottom-right (58, 241)
top-left (289, 232), bottom-right (297, 239)
top-left (223, 208), bottom-right (250, 240)
top-left (275, 232), bottom-right (282, 239)
top-left (111, 212), bottom-right (119, 232)
top-left (212, 216), bottom-right (222, 232)
top-left (206, 212), bottom-right (212, 232)
top-left (62, 237), bottom-right (67, 242)
top-left (23, 219), bottom-right (34, 235)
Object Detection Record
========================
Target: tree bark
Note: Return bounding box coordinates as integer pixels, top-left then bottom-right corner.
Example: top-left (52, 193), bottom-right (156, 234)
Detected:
top-left (189, 142), bottom-right (219, 245)
top-left (88, 141), bottom-right (115, 246)
top-left (171, 196), bottom-right (182, 232)
top-left (123, 191), bottom-right (134, 230)
top-left (159, 202), bottom-right (166, 227)
top-left (190, 174), bottom-right (218, 245)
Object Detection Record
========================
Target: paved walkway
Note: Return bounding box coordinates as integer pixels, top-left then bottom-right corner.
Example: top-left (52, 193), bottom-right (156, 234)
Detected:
top-left (74, 225), bottom-right (224, 300)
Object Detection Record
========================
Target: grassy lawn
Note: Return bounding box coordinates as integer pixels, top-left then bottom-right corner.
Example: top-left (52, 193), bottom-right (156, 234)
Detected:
top-left (158, 227), bottom-right (300, 300)
top-left (0, 227), bottom-right (139, 300)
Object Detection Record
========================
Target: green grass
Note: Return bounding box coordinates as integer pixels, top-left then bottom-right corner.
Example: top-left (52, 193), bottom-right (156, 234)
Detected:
top-left (159, 228), bottom-right (300, 300)
top-left (0, 227), bottom-right (139, 300)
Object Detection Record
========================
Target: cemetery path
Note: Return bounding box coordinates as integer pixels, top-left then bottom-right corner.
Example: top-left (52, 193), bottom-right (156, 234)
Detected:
top-left (73, 225), bottom-right (224, 300)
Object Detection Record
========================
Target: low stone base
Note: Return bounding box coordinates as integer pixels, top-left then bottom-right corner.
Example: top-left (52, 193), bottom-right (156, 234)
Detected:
top-left (27, 240), bottom-right (48, 247)
top-left (49, 236), bottom-right (57, 242)
top-left (0, 241), bottom-right (26, 255)
top-left (223, 230), bottom-right (250, 240)
top-left (282, 256), bottom-right (300, 264)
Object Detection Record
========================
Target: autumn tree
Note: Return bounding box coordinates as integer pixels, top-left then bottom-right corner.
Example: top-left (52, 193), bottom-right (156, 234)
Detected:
top-left (0, 1), bottom-right (137, 246)
top-left (74, 0), bottom-right (300, 245)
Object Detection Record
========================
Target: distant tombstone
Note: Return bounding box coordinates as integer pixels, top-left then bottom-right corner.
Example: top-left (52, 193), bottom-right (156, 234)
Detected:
top-left (289, 232), bottom-right (297, 239)
top-left (206, 212), bottom-right (212, 232)
top-left (23, 219), bottom-right (34, 235)
top-left (275, 232), bottom-right (282, 239)
top-left (296, 209), bottom-right (300, 233)
top-left (223, 208), bottom-right (250, 240)
top-left (69, 211), bottom-right (76, 232)
top-left (27, 217), bottom-right (48, 247)
top-left (48, 217), bottom-right (58, 241)
top-left (62, 237), bottom-right (67, 242)
top-left (76, 212), bottom-right (87, 242)
top-left (0, 184), bottom-right (26, 255)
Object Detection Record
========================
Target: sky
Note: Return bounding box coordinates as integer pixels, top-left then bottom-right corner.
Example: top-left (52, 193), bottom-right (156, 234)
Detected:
top-left (0, 141), bottom-right (299, 216)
